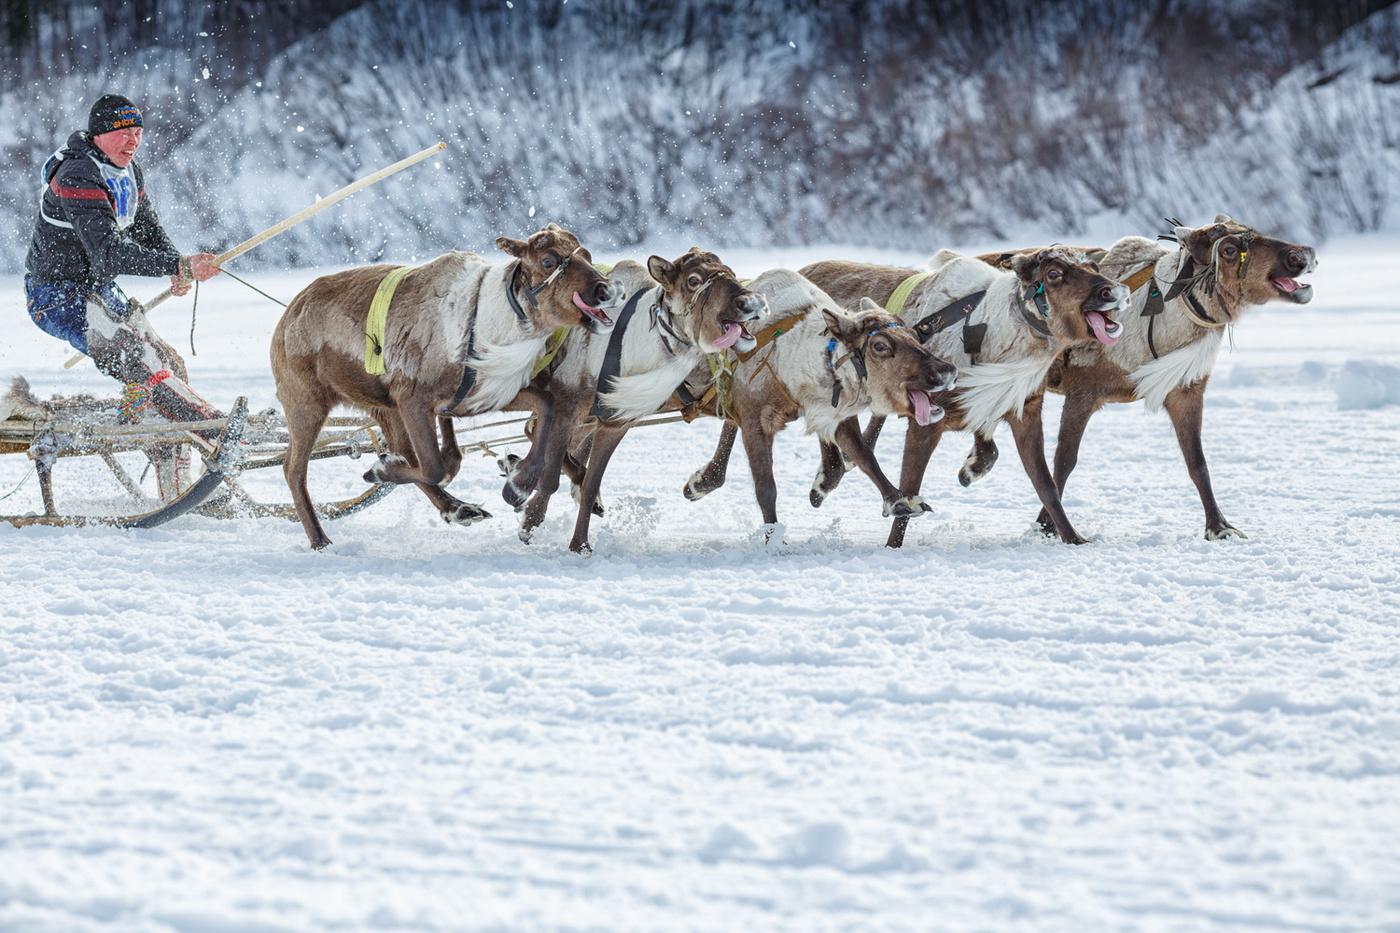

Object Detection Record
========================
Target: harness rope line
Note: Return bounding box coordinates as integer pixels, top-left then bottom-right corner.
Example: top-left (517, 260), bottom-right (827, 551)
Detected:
top-left (365, 265), bottom-right (416, 374)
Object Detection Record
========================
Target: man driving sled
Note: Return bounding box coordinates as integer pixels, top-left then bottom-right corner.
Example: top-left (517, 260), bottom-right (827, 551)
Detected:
top-left (23, 94), bottom-right (223, 498)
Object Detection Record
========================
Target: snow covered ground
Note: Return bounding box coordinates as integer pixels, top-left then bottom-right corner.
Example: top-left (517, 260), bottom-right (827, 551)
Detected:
top-left (1, 234), bottom-right (1398, 932)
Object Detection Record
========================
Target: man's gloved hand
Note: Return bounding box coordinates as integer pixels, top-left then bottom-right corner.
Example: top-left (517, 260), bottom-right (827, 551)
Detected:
top-left (171, 253), bottom-right (221, 296)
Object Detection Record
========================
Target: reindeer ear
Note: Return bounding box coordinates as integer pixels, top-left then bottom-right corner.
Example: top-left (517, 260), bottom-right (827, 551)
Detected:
top-left (647, 255), bottom-right (678, 285)
top-left (1010, 251), bottom-right (1040, 286)
top-left (858, 297), bottom-right (881, 313)
top-left (821, 307), bottom-right (860, 343)
top-left (496, 236), bottom-right (527, 258)
top-left (1213, 213), bottom-right (1234, 224)
top-left (1178, 227), bottom-right (1215, 264)
top-left (545, 222), bottom-right (563, 232)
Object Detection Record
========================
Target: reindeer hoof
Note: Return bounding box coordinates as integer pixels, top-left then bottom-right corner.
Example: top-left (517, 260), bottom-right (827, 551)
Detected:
top-left (442, 502), bottom-right (491, 526)
top-left (496, 453), bottom-right (522, 478)
top-left (958, 444), bottom-right (999, 487)
top-left (501, 480), bottom-right (529, 511)
top-left (684, 468), bottom-right (721, 502)
top-left (363, 453), bottom-right (408, 484)
top-left (1206, 525), bottom-right (1247, 541)
top-left (882, 495), bottom-right (931, 518)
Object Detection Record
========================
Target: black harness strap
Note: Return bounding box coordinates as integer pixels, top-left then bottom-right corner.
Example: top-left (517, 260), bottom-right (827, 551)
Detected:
top-left (1141, 279), bottom-right (1165, 360)
top-left (441, 318), bottom-right (479, 416)
top-left (912, 289), bottom-right (986, 342)
top-left (962, 322), bottom-right (988, 361)
top-left (588, 287), bottom-right (652, 421)
top-left (1018, 283), bottom-right (1053, 337)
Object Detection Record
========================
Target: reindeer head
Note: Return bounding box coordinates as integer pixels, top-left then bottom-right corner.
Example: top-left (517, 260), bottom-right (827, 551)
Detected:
top-left (1169, 214), bottom-right (1316, 309)
top-left (823, 298), bottom-right (958, 426)
top-left (647, 248), bottom-right (766, 354)
top-left (496, 223), bottom-right (625, 335)
top-left (1011, 247), bottom-right (1128, 346)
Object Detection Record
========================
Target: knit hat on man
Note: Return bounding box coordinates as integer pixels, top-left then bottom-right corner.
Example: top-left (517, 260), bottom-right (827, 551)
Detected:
top-left (88, 94), bottom-right (143, 137)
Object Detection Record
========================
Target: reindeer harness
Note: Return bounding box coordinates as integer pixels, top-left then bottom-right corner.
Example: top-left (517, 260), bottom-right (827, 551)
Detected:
top-left (886, 271), bottom-right (990, 363)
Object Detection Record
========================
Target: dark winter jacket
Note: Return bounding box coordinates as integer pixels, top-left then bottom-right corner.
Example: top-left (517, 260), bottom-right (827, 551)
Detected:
top-left (25, 131), bottom-right (182, 286)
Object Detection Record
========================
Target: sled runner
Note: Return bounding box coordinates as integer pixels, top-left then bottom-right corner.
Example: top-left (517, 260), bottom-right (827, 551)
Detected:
top-left (0, 382), bottom-right (397, 529)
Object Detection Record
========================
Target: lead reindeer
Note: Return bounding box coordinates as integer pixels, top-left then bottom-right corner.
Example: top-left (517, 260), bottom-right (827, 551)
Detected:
top-left (511, 248), bottom-right (766, 552)
top-left (270, 223), bottom-right (623, 549)
top-left (681, 269), bottom-right (959, 540)
top-left (963, 214), bottom-right (1317, 539)
top-left (798, 247), bottom-right (1128, 547)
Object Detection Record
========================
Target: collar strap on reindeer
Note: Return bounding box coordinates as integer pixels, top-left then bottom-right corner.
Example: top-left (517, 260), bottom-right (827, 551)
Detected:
top-left (364, 265), bottom-right (416, 375)
top-left (649, 295), bottom-right (692, 355)
top-left (589, 287), bottom-right (652, 421)
top-left (505, 246), bottom-right (585, 325)
top-left (530, 326), bottom-right (573, 380)
top-left (1161, 254), bottom-right (1228, 329)
top-left (912, 289), bottom-right (986, 342)
top-left (1018, 282), bottom-right (1053, 336)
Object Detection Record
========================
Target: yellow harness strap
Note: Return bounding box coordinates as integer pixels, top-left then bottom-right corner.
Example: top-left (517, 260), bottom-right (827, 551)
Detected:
top-left (365, 265), bottom-right (416, 375)
top-left (886, 271), bottom-right (931, 316)
top-left (593, 262), bottom-right (614, 275)
top-left (531, 327), bottom-right (572, 379)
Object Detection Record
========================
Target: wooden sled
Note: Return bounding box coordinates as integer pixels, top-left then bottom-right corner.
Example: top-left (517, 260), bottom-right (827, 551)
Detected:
top-left (0, 394), bottom-right (398, 529)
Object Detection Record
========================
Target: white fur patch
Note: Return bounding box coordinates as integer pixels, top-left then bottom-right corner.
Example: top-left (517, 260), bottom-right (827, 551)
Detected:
top-left (956, 355), bottom-right (1056, 435)
top-left (1129, 329), bottom-right (1224, 411)
top-left (466, 333), bottom-right (550, 412)
top-left (597, 352), bottom-right (696, 423)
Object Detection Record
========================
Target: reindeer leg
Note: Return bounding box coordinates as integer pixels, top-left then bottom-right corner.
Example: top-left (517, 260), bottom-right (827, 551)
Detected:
top-left (566, 431), bottom-right (603, 515)
top-left (885, 420), bottom-right (943, 548)
top-left (570, 424), bottom-right (629, 554)
top-left (283, 397), bottom-right (335, 549)
top-left (1163, 379), bottom-right (1242, 540)
top-left (499, 386), bottom-right (555, 510)
top-left (1033, 387), bottom-right (1102, 534)
top-left (367, 403), bottom-right (489, 527)
top-left (685, 421), bottom-right (738, 501)
top-left (833, 418), bottom-right (929, 519)
top-left (519, 396), bottom-right (589, 543)
top-left (438, 416), bottom-right (463, 486)
top-left (1007, 393), bottom-right (1085, 544)
top-left (739, 415), bottom-right (782, 538)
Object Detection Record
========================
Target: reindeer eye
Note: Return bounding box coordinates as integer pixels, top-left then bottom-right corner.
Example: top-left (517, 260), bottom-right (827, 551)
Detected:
top-left (541, 256), bottom-right (556, 270)
top-left (1046, 269), bottom-right (1063, 282)
top-left (1221, 244), bottom-right (1238, 259)
top-left (687, 274), bottom-right (702, 288)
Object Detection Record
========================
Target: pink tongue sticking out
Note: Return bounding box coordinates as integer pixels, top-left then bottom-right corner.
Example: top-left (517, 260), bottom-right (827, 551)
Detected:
top-left (713, 322), bottom-right (742, 349)
top-left (909, 389), bottom-right (934, 426)
top-left (1274, 277), bottom-right (1299, 293)
top-left (573, 291), bottom-right (611, 325)
top-left (1086, 310), bottom-right (1118, 346)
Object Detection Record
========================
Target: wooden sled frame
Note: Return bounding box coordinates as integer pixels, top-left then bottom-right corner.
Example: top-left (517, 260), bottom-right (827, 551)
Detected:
top-left (0, 401), bottom-right (397, 529)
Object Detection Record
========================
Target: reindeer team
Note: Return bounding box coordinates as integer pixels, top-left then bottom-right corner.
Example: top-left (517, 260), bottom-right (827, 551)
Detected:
top-left (269, 214), bottom-right (1317, 552)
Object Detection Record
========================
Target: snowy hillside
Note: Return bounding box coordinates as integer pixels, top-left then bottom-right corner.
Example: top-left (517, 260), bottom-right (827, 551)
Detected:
top-left (0, 232), bottom-right (1397, 931)
top-left (1, 0), bottom-right (1399, 272)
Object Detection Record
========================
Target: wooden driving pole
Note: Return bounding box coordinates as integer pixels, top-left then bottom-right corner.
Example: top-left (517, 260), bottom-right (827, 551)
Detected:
top-left (64, 141), bottom-right (447, 368)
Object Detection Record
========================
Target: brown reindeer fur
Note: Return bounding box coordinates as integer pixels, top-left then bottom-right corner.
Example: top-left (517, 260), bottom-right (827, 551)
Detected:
top-left (800, 248), bottom-right (1128, 547)
top-left (679, 270), bottom-right (959, 540)
top-left (271, 223), bottom-right (622, 549)
top-left (969, 215), bottom-right (1317, 539)
top-left (509, 248), bottom-right (766, 553)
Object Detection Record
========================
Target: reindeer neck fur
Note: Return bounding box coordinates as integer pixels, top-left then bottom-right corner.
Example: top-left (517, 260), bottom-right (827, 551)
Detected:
top-left (741, 269), bottom-right (872, 440)
top-left (1077, 236), bottom-right (1240, 411)
top-left (591, 285), bottom-right (717, 423)
top-left (910, 255), bottom-right (1062, 434)
top-left (453, 260), bottom-right (557, 413)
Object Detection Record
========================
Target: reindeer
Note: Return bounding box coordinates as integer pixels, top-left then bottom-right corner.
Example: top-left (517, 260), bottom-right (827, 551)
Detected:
top-left (792, 248), bottom-right (1128, 547)
top-left (681, 269), bottom-right (959, 540)
top-left (962, 214), bottom-right (1317, 540)
top-left (270, 223), bottom-right (623, 550)
top-left (507, 247), bottom-right (766, 553)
